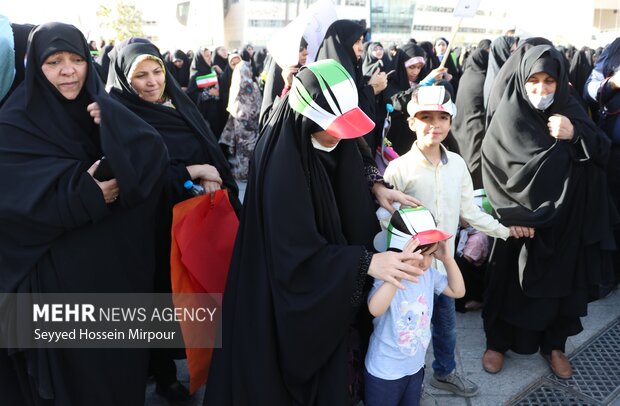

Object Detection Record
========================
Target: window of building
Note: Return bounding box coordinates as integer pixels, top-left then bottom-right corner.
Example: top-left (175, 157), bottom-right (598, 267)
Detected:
top-left (248, 19), bottom-right (287, 28)
top-left (345, 0), bottom-right (366, 6)
top-left (176, 1), bottom-right (190, 26)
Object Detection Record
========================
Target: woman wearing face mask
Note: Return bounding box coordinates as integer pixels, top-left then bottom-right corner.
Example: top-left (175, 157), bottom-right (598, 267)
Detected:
top-left (480, 45), bottom-right (616, 379)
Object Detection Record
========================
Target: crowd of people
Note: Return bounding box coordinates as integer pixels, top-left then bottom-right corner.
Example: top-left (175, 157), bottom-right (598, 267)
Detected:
top-left (0, 13), bottom-right (619, 406)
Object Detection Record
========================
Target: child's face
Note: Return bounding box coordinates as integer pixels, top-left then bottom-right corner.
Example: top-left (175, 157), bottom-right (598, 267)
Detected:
top-left (408, 111), bottom-right (451, 149)
top-left (405, 242), bottom-right (438, 271)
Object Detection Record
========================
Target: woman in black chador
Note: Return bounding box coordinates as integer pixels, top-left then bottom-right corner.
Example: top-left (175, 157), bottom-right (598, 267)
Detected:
top-left (480, 45), bottom-right (617, 379)
top-left (107, 41), bottom-right (241, 400)
top-left (0, 22), bottom-right (168, 405)
top-left (451, 47), bottom-right (489, 189)
top-left (204, 59), bottom-right (424, 406)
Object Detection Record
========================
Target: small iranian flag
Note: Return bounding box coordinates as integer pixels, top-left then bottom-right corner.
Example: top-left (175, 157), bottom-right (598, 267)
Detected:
top-left (196, 72), bottom-right (218, 88)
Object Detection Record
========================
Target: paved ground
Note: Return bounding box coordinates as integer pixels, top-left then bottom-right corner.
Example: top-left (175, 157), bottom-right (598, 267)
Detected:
top-left (145, 288), bottom-right (620, 405)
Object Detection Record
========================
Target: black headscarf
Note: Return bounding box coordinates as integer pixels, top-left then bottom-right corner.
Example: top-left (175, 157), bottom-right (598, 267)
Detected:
top-left (481, 45), bottom-right (616, 298)
top-left (418, 41), bottom-right (439, 72)
top-left (0, 22), bottom-right (167, 403)
top-left (213, 46), bottom-right (228, 72)
top-left (362, 41), bottom-right (386, 77)
top-left (258, 53), bottom-right (285, 130)
top-left (94, 43), bottom-right (114, 82)
top-left (451, 48), bottom-right (489, 188)
top-left (189, 47), bottom-right (213, 77)
top-left (477, 39), bottom-right (492, 51)
top-left (0, 22), bottom-right (34, 107)
top-left (107, 41), bottom-right (240, 212)
top-left (390, 43), bottom-right (428, 91)
top-left (165, 49), bottom-right (190, 87)
top-left (485, 37), bottom-right (554, 128)
top-left (240, 43), bottom-right (259, 77)
top-left (434, 37), bottom-right (460, 92)
top-left (316, 20), bottom-right (380, 152)
top-left (316, 19), bottom-right (366, 86)
top-left (483, 35), bottom-right (517, 106)
top-left (569, 49), bottom-right (593, 103)
top-left (205, 68), bottom-right (379, 405)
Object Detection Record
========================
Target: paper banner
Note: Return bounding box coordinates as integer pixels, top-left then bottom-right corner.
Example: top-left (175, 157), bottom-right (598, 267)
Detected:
top-left (267, 0), bottom-right (337, 68)
top-left (452, 0), bottom-right (481, 18)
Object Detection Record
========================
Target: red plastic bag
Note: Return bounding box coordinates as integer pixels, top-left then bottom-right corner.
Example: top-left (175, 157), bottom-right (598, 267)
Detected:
top-left (170, 189), bottom-right (239, 393)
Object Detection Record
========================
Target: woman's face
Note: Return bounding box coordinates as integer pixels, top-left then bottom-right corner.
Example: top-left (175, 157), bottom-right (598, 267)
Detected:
top-left (41, 51), bottom-right (88, 100)
top-left (525, 72), bottom-right (557, 97)
top-left (372, 45), bottom-right (384, 60)
top-left (217, 47), bottom-right (228, 59)
top-left (229, 56), bottom-right (241, 70)
top-left (298, 47), bottom-right (309, 65)
top-left (352, 36), bottom-right (364, 60)
top-left (130, 59), bottom-right (165, 103)
top-left (202, 48), bottom-right (212, 64)
top-left (406, 63), bottom-right (424, 82)
top-left (435, 40), bottom-right (447, 56)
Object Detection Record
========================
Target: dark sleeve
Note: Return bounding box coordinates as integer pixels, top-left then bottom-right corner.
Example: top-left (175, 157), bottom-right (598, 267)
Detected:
top-left (186, 74), bottom-right (200, 104)
top-left (359, 84), bottom-right (377, 122)
top-left (166, 162), bottom-right (193, 204)
top-left (572, 116), bottom-right (611, 167)
top-left (351, 249), bottom-right (373, 306)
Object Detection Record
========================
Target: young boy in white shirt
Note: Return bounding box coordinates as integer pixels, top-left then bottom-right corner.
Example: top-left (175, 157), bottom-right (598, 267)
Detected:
top-left (382, 86), bottom-right (534, 396)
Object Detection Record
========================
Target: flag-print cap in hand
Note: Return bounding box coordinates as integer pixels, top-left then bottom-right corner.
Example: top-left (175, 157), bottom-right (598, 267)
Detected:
top-left (374, 207), bottom-right (452, 252)
top-left (289, 59), bottom-right (375, 139)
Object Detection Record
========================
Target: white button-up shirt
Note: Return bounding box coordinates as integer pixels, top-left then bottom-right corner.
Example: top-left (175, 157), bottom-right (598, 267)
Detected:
top-left (384, 141), bottom-right (510, 272)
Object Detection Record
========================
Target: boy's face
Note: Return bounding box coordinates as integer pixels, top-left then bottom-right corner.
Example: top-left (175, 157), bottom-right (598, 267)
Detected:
top-left (408, 110), bottom-right (451, 149)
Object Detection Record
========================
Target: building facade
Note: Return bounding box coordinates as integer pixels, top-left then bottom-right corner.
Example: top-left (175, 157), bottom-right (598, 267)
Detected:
top-left (223, 0), bottom-right (370, 49)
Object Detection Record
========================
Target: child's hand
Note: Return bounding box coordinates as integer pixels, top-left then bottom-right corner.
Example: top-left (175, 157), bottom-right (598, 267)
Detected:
top-left (433, 240), bottom-right (452, 262)
top-left (402, 238), bottom-right (422, 266)
top-left (509, 226), bottom-right (535, 238)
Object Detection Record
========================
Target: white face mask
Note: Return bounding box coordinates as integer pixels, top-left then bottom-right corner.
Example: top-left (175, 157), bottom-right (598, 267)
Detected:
top-left (527, 92), bottom-right (555, 110)
top-left (311, 135), bottom-right (339, 152)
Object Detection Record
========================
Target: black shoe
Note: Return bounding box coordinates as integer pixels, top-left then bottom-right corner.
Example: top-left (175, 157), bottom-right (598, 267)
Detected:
top-left (156, 380), bottom-right (190, 403)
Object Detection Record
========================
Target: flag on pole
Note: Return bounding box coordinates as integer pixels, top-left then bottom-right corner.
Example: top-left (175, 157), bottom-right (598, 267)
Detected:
top-left (196, 72), bottom-right (218, 88)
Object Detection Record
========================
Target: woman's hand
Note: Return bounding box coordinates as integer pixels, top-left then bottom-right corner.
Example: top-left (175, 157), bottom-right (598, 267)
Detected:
top-left (372, 183), bottom-right (422, 213)
top-left (187, 164), bottom-right (223, 185)
top-left (200, 180), bottom-right (221, 194)
top-left (368, 68), bottom-right (388, 95)
top-left (426, 67), bottom-right (448, 83)
top-left (368, 238), bottom-right (424, 289)
top-left (548, 114), bottom-right (574, 141)
top-left (509, 226), bottom-right (535, 238)
top-left (87, 160), bottom-right (119, 204)
top-left (87, 102), bottom-right (101, 125)
top-left (281, 65), bottom-right (299, 87)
